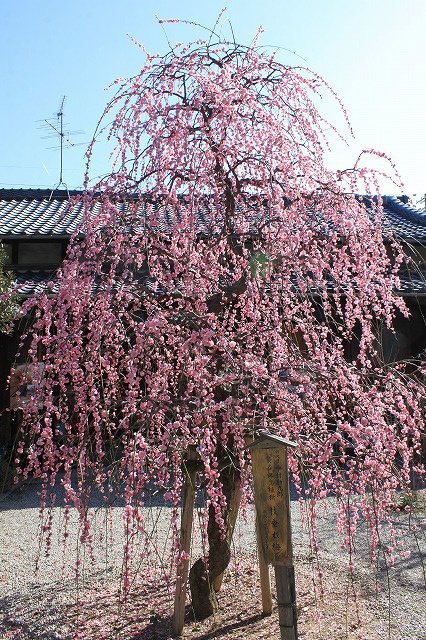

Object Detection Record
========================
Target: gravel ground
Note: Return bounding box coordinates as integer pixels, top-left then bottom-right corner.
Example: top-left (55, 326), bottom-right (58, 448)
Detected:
top-left (0, 479), bottom-right (425, 639)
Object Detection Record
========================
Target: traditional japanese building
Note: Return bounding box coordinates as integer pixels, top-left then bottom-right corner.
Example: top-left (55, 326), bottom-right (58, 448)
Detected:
top-left (1, 188), bottom-right (426, 446)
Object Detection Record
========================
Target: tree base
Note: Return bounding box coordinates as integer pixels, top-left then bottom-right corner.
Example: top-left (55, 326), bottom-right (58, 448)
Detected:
top-left (189, 558), bottom-right (218, 620)
top-left (188, 464), bottom-right (240, 620)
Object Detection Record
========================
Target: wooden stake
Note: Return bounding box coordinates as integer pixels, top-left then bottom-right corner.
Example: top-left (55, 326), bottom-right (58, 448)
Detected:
top-left (256, 515), bottom-right (273, 615)
top-left (274, 563), bottom-right (298, 640)
top-left (172, 461), bottom-right (197, 637)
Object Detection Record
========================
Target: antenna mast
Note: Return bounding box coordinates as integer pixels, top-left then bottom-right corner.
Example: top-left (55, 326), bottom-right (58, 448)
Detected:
top-left (58, 96), bottom-right (65, 185)
top-left (38, 96), bottom-right (84, 194)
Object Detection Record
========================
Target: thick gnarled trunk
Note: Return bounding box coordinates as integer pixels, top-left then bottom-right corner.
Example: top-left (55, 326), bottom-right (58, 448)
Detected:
top-left (189, 464), bottom-right (241, 620)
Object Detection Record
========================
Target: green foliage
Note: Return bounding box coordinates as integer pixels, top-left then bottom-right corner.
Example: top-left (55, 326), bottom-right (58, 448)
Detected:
top-left (249, 252), bottom-right (271, 279)
top-left (0, 241), bottom-right (17, 333)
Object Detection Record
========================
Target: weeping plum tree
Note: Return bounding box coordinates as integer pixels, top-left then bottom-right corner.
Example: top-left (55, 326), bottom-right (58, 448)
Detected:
top-left (15, 18), bottom-right (425, 621)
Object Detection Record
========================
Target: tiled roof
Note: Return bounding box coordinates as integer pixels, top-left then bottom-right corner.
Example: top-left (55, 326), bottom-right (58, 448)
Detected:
top-left (0, 189), bottom-right (84, 236)
top-left (378, 196), bottom-right (426, 243)
top-left (2, 189), bottom-right (426, 297)
top-left (14, 269), bottom-right (58, 297)
top-left (13, 267), bottom-right (426, 299)
top-left (0, 190), bottom-right (246, 237)
top-left (394, 264), bottom-right (426, 296)
top-left (1, 189), bottom-right (426, 241)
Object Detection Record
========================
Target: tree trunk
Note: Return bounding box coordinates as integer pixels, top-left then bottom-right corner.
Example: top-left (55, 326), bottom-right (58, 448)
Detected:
top-left (188, 464), bottom-right (241, 620)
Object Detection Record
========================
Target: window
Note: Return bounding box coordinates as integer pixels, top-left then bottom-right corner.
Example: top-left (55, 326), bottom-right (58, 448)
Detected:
top-left (18, 242), bottom-right (62, 266)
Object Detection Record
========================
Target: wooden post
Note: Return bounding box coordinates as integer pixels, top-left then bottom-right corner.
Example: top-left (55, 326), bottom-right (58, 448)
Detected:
top-left (249, 431), bottom-right (298, 640)
top-left (275, 563), bottom-right (298, 640)
top-left (172, 458), bottom-right (197, 637)
top-left (256, 514), bottom-right (273, 615)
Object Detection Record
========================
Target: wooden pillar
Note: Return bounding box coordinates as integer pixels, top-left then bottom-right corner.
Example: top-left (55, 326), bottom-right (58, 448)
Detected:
top-left (172, 460), bottom-right (197, 637)
top-left (0, 332), bottom-right (14, 446)
top-left (275, 563), bottom-right (298, 640)
top-left (256, 514), bottom-right (272, 615)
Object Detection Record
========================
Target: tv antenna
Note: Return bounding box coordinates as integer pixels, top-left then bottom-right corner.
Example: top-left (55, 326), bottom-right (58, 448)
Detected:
top-left (38, 96), bottom-right (85, 193)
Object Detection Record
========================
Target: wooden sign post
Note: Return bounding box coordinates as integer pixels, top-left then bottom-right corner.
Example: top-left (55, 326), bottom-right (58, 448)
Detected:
top-left (249, 431), bottom-right (298, 640)
top-left (172, 449), bottom-right (201, 637)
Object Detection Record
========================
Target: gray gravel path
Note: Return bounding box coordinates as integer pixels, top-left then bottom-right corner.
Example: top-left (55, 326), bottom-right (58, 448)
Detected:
top-left (0, 479), bottom-right (425, 639)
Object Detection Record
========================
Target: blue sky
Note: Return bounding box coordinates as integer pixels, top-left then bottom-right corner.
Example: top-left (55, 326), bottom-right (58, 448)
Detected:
top-left (1, 0), bottom-right (425, 197)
